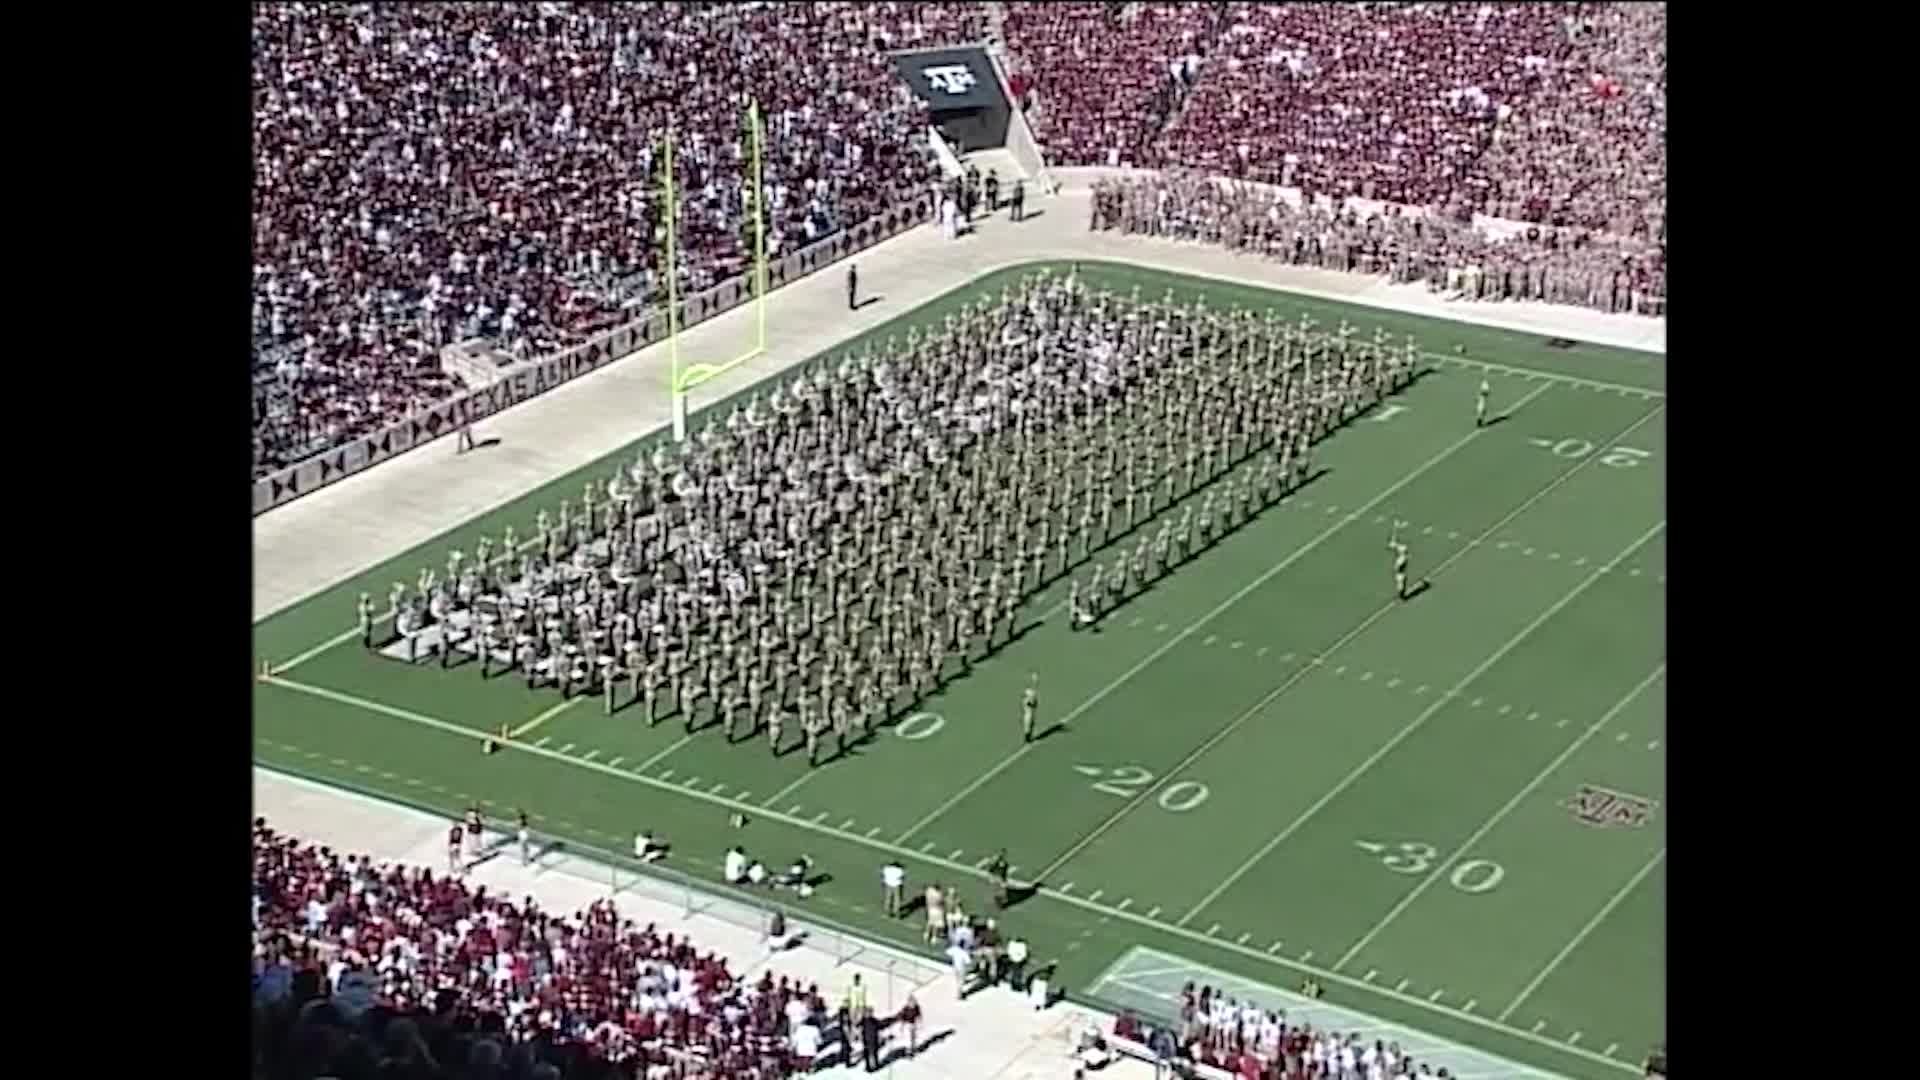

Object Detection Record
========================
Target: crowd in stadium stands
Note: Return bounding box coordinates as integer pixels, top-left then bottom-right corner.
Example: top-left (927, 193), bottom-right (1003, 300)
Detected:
top-left (252, 2), bottom-right (1667, 478)
top-left (1091, 984), bottom-right (1460, 1080)
top-left (250, 3), bottom-right (981, 477)
top-left (1001, 2), bottom-right (1222, 169)
top-left (1091, 171), bottom-right (1665, 316)
top-left (251, 818), bottom-right (922, 1079)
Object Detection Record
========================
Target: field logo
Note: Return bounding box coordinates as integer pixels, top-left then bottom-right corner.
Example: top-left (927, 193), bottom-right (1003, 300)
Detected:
top-left (923, 65), bottom-right (978, 96)
top-left (1562, 784), bottom-right (1657, 829)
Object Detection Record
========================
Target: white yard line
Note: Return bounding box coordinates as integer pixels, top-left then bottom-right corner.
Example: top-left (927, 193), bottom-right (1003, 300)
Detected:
top-left (1177, 513), bottom-right (1666, 927)
top-left (1042, 404), bottom-right (1664, 891)
top-left (510, 698), bottom-right (582, 739)
top-left (1331, 663), bottom-right (1667, 971)
top-left (1498, 848), bottom-right (1667, 1022)
top-left (256, 671), bottom-right (1633, 1075)
top-left (893, 382), bottom-right (1554, 846)
top-left (270, 621), bottom-right (383, 676)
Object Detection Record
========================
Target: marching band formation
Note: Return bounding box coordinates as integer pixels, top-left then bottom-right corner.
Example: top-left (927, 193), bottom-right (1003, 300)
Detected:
top-left (361, 268), bottom-right (1421, 764)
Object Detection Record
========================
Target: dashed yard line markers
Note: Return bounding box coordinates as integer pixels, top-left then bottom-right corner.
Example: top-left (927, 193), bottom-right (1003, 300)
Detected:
top-left (1281, 652), bottom-right (1297, 662)
top-left (558, 743), bottom-right (577, 755)
top-left (581, 749), bottom-right (600, 762)
top-left (788, 805), bottom-right (804, 816)
top-left (1557, 716), bottom-right (1571, 727)
top-left (1088, 889), bottom-right (1104, 903)
top-left (1058, 882), bottom-right (1075, 894)
top-left (607, 756), bottom-right (624, 768)
top-left (1334, 665), bottom-right (1347, 676)
top-left (812, 811), bottom-right (829, 824)
top-left (659, 769), bottom-right (675, 781)
top-left (1574, 556), bottom-right (1589, 566)
top-left (1236, 931), bottom-right (1251, 944)
top-left (1648, 740), bottom-right (1660, 751)
top-left (1497, 704), bottom-right (1512, 715)
top-left (355, 764), bottom-right (372, 773)
top-left (1604, 1043), bottom-right (1619, 1057)
top-left (1255, 646), bottom-right (1269, 657)
top-left (949, 848), bottom-right (966, 861)
top-left (1117, 898), bottom-right (1133, 912)
top-left (1230, 640), bottom-right (1243, 650)
top-left (865, 826), bottom-right (881, 838)
top-left (1532, 1021), bottom-right (1546, 1034)
top-left (895, 401), bottom-right (1553, 848)
top-left (1470, 697), bottom-right (1484, 708)
top-left (709, 782), bottom-right (727, 794)
top-left (1299, 950), bottom-right (1313, 962)
top-left (840, 818), bottom-right (858, 831)
top-left (1428, 989), bottom-right (1445, 1002)
top-left (1568, 1033), bottom-right (1583, 1046)
top-left (1207, 923), bottom-right (1221, 936)
top-left (1414, 685), bottom-right (1430, 695)
top-left (1155, 623), bottom-right (1169, 633)
top-left (1463, 999), bottom-right (1478, 1013)
top-left (1267, 941), bottom-right (1284, 954)
top-left (1146, 906), bottom-right (1162, 918)
top-left (1359, 670), bottom-right (1373, 682)
top-left (1129, 616), bottom-right (1145, 628)
top-left (919, 841), bottom-right (935, 853)
top-left (1363, 969), bottom-right (1377, 982)
top-left (1523, 547), bottom-right (1536, 556)
top-left (1447, 530), bottom-right (1460, 540)
top-left (1395, 978), bottom-right (1410, 992)
top-left (534, 736), bottom-right (552, 748)
top-left (1615, 731), bottom-right (1629, 742)
top-left (1496, 540), bottom-right (1513, 550)
top-left (1203, 634), bottom-right (1218, 647)
top-left (735, 790), bottom-right (751, 800)
top-left (406, 778), bottom-right (422, 786)
top-left (683, 776), bottom-right (702, 789)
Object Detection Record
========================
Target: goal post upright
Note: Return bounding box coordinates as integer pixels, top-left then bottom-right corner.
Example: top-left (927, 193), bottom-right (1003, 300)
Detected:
top-left (662, 99), bottom-right (767, 444)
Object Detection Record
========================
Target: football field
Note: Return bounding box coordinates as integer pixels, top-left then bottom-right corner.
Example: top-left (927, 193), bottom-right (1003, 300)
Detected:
top-left (253, 261), bottom-right (1665, 1079)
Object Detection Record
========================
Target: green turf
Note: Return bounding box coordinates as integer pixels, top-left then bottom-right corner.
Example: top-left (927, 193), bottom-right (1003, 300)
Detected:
top-left (255, 260), bottom-right (1665, 1080)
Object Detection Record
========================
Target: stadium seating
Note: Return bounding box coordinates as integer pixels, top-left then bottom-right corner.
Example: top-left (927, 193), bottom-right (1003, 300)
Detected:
top-left (252, 2), bottom-right (1666, 479)
top-left (252, 818), bottom-right (849, 1079)
top-left (250, 3), bottom-right (975, 478)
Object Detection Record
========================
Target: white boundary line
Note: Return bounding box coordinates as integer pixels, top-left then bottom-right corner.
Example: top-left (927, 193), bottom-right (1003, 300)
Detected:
top-left (1332, 663), bottom-right (1667, 970)
top-left (1498, 848), bottom-right (1667, 1022)
top-left (1177, 512), bottom-right (1666, 926)
top-left (254, 671), bottom-right (1635, 1074)
top-left (1044, 404), bottom-right (1663, 890)
top-left (893, 381), bottom-right (1554, 846)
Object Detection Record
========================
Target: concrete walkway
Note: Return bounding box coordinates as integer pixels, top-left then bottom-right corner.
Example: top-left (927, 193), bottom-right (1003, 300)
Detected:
top-left (252, 180), bottom-right (1663, 621)
top-left (256, 767), bottom-right (1153, 1080)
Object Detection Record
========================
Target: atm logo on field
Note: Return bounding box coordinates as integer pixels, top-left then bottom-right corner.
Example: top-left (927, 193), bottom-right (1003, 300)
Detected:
top-left (1562, 784), bottom-right (1658, 829)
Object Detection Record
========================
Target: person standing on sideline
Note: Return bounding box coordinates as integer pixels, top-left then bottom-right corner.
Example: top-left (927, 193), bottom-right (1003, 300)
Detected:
top-left (1006, 934), bottom-right (1030, 991)
top-left (860, 1006), bottom-right (883, 1071)
top-left (898, 993), bottom-right (922, 1058)
top-left (1010, 181), bottom-right (1025, 223)
top-left (457, 402), bottom-right (478, 453)
top-left (517, 808), bottom-right (532, 865)
top-left (847, 263), bottom-right (858, 311)
top-left (883, 860), bottom-right (906, 918)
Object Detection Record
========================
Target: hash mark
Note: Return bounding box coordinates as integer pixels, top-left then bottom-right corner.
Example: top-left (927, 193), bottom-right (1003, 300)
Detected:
top-left (1206, 923), bottom-right (1220, 936)
top-left (1325, 505), bottom-right (1338, 514)
top-left (1447, 530), bottom-right (1460, 540)
top-left (735, 790), bottom-right (752, 800)
top-left (683, 776), bottom-right (702, 788)
top-left (1394, 978), bottom-right (1410, 992)
top-left (788, 805), bottom-right (804, 815)
top-left (1648, 740), bottom-right (1661, 751)
top-left (557, 743), bottom-right (576, 755)
top-left (1148, 906), bottom-right (1162, 919)
top-left (329, 758), bottom-right (348, 767)
top-left (1548, 551), bottom-right (1561, 560)
top-left (1522, 547), bottom-right (1536, 556)
top-left (1334, 665), bottom-right (1347, 676)
top-left (1414, 685), bottom-right (1430, 695)
top-left (1497, 704), bottom-right (1512, 715)
top-left (709, 782), bottom-right (727, 794)
top-left (1268, 941), bottom-right (1285, 954)
top-left (1605, 1043), bottom-right (1620, 1057)
top-left (1573, 556), bottom-right (1589, 567)
top-left (1568, 1033), bottom-right (1583, 1046)
top-left (949, 848), bottom-right (966, 860)
top-left (1421, 525), bottom-right (1433, 535)
top-left (1058, 882), bottom-right (1075, 894)
top-left (659, 769), bottom-right (675, 781)
top-left (1386, 677), bottom-right (1401, 688)
top-left (1427, 989), bottom-right (1444, 1002)
top-left (1527, 711), bottom-right (1541, 722)
top-left (1129, 616), bottom-right (1145, 628)
top-left (1117, 899), bottom-right (1133, 912)
top-left (1281, 652), bottom-right (1297, 662)
top-left (1463, 999), bottom-right (1477, 1013)
top-left (534, 736), bottom-right (552, 748)
top-left (1230, 640), bottom-right (1244, 650)
top-left (1155, 623), bottom-right (1170, 633)
top-left (920, 841), bottom-right (935, 853)
top-left (1237, 932), bottom-right (1251, 945)
top-left (1556, 717), bottom-right (1570, 727)
top-left (1363, 969), bottom-right (1378, 982)
top-left (840, 818), bottom-right (858, 830)
top-left (1256, 646), bottom-right (1269, 656)
top-left (1532, 1021), bottom-right (1546, 1033)
top-left (1358, 670), bottom-right (1373, 682)
top-left (1089, 890), bottom-right (1105, 903)
top-left (812, 811), bottom-right (829, 823)
top-left (1299, 949), bottom-right (1314, 962)
top-left (866, 826), bottom-right (882, 838)
top-left (1470, 697), bottom-right (1484, 708)
top-left (607, 756), bottom-right (624, 768)
top-left (405, 778), bottom-right (422, 787)
top-left (1615, 731), bottom-right (1629, 742)
top-left (1203, 634), bottom-right (1219, 647)
top-left (581, 749), bottom-right (600, 762)
top-left (1496, 541), bottom-right (1513, 550)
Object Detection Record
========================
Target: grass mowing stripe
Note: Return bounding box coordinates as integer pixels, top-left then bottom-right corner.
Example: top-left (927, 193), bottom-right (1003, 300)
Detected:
top-left (1498, 849), bottom-right (1668, 1023)
top-left (1330, 662), bottom-right (1667, 971)
top-left (893, 381), bottom-right (1554, 846)
top-left (258, 672), bottom-right (1630, 1074)
top-left (1038, 401), bottom-right (1662, 890)
top-left (1177, 513), bottom-right (1666, 928)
